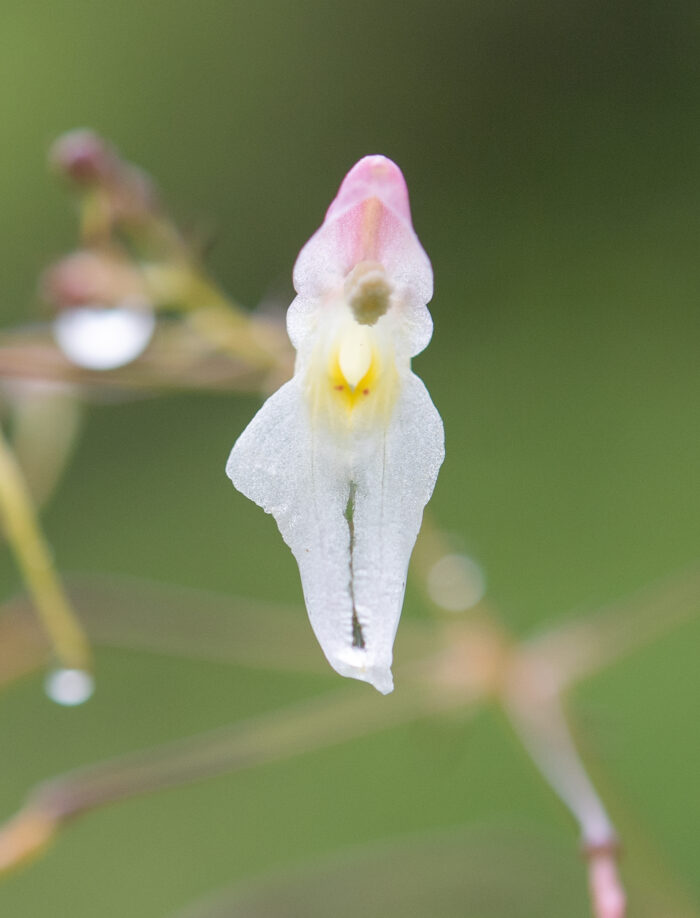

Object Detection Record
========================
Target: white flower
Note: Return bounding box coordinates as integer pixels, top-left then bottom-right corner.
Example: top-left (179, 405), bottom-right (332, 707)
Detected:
top-left (227, 156), bottom-right (444, 693)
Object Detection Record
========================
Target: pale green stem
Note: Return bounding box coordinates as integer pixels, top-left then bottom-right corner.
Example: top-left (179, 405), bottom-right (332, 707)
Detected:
top-left (0, 427), bottom-right (91, 672)
top-left (10, 387), bottom-right (83, 509)
top-left (143, 263), bottom-right (292, 373)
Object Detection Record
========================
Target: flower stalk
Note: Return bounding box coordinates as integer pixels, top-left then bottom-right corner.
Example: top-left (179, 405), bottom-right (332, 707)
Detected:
top-left (0, 426), bottom-right (91, 675)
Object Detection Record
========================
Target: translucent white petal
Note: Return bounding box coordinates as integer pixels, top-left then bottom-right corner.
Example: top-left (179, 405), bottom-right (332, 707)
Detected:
top-left (227, 380), bottom-right (356, 682)
top-left (287, 282), bottom-right (434, 362)
top-left (347, 373), bottom-right (444, 690)
top-left (226, 374), bottom-right (444, 693)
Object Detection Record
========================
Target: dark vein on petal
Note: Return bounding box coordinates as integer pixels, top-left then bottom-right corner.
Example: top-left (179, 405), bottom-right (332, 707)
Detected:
top-left (344, 482), bottom-right (365, 649)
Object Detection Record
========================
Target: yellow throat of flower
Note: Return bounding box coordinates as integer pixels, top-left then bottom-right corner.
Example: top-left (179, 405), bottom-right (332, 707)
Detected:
top-left (306, 323), bottom-right (398, 426)
top-left (305, 260), bottom-right (401, 426)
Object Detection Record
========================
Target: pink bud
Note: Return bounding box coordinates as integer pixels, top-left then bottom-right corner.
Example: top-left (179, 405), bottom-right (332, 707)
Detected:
top-left (49, 130), bottom-right (116, 185)
top-left (41, 251), bottom-right (146, 310)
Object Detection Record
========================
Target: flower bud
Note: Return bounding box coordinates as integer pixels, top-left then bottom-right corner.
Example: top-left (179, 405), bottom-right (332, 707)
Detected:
top-left (41, 251), bottom-right (147, 310)
top-left (49, 130), bottom-right (117, 185)
top-left (49, 131), bottom-right (157, 222)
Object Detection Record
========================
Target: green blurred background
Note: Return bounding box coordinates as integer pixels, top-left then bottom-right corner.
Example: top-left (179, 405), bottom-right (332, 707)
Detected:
top-left (1, 0), bottom-right (699, 915)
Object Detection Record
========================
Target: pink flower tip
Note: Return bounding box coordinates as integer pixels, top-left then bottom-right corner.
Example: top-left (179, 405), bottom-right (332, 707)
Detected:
top-left (292, 154), bottom-right (431, 309)
top-left (326, 155), bottom-right (412, 225)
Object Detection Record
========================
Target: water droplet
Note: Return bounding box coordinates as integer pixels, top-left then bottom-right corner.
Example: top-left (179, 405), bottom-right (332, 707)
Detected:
top-left (427, 553), bottom-right (486, 612)
top-left (44, 668), bottom-right (94, 706)
top-left (53, 301), bottom-right (155, 370)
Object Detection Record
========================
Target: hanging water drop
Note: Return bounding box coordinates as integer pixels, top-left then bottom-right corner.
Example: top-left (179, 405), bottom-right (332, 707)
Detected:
top-left (44, 668), bottom-right (94, 706)
top-left (53, 301), bottom-right (155, 370)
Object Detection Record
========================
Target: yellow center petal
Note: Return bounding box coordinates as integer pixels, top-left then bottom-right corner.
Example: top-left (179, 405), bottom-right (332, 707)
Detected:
top-left (338, 323), bottom-right (372, 387)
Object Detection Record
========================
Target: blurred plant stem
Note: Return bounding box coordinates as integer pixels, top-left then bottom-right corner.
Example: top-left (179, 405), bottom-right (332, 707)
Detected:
top-left (504, 683), bottom-right (624, 918)
top-left (0, 676), bottom-right (455, 874)
top-left (8, 384), bottom-right (83, 509)
top-left (0, 427), bottom-right (91, 674)
top-left (0, 564), bottom-right (698, 917)
top-left (140, 262), bottom-right (292, 376)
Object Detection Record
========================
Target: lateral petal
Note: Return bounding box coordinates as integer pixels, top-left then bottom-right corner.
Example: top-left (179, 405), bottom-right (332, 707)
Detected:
top-left (347, 373), bottom-right (445, 692)
top-left (226, 381), bottom-right (358, 686)
top-left (226, 372), bottom-right (444, 694)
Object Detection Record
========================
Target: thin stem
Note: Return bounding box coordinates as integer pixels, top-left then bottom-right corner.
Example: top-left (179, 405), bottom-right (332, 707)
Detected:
top-left (506, 684), bottom-right (616, 848)
top-left (0, 327), bottom-right (277, 393)
top-left (0, 427), bottom-right (91, 672)
top-left (0, 674), bottom-right (467, 873)
top-left (521, 564), bottom-right (700, 691)
top-left (142, 262), bottom-right (293, 374)
top-left (9, 385), bottom-right (83, 509)
top-left (503, 658), bottom-right (625, 918)
top-left (185, 299), bottom-right (292, 374)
